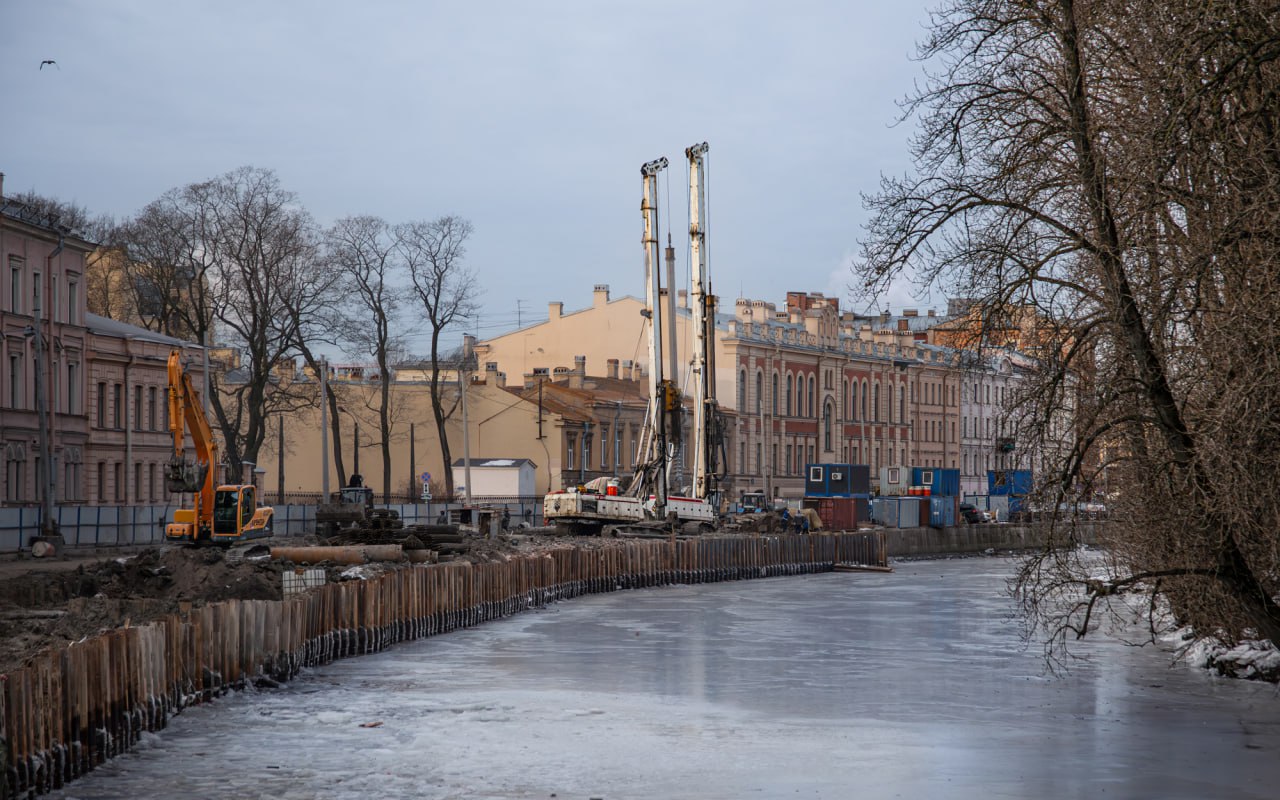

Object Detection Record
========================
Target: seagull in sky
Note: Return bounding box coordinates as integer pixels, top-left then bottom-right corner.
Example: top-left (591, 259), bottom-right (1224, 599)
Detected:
top-left (40, 60), bottom-right (58, 70)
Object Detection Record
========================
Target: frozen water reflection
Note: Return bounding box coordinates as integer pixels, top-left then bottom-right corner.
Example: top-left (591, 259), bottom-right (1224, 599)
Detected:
top-left (53, 557), bottom-right (1280, 799)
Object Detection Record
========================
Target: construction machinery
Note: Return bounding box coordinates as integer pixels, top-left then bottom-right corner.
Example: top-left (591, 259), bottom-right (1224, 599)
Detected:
top-left (544, 145), bottom-right (724, 535)
top-left (164, 349), bottom-right (274, 545)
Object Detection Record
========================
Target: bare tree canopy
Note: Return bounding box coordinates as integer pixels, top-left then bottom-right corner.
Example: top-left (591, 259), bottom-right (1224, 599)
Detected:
top-left (396, 216), bottom-right (478, 497)
top-left (856, 0), bottom-right (1280, 660)
top-left (116, 166), bottom-right (332, 478)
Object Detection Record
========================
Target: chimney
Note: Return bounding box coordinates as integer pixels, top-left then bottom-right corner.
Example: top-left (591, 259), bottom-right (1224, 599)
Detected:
top-left (574, 355), bottom-right (586, 375)
top-left (495, 371), bottom-right (506, 389)
top-left (462, 334), bottom-right (476, 361)
top-left (606, 358), bottom-right (619, 379)
top-left (0, 171), bottom-right (5, 199)
top-left (678, 289), bottom-right (688, 309)
top-left (897, 319), bottom-right (909, 332)
top-left (593, 284), bottom-right (610, 307)
top-left (549, 301), bottom-right (563, 320)
top-left (927, 309), bottom-right (936, 318)
top-left (903, 309), bottom-right (918, 317)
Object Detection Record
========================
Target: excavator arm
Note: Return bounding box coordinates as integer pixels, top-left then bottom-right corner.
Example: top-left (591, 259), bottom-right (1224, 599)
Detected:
top-left (166, 350), bottom-right (217, 540)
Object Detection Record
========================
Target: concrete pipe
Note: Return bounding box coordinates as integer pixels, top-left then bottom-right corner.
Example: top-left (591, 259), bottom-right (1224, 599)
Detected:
top-left (270, 545), bottom-right (404, 564)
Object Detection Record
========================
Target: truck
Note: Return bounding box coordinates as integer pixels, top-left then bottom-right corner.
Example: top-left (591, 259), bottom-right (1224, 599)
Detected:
top-left (163, 349), bottom-right (274, 545)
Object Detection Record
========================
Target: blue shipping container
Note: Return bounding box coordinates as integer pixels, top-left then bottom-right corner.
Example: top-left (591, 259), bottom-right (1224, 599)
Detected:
top-left (988, 469), bottom-right (1032, 496)
top-left (929, 495), bottom-right (958, 528)
top-left (912, 467), bottom-right (960, 497)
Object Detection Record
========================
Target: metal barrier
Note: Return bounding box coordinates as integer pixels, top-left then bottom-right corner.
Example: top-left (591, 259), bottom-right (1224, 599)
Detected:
top-left (0, 501), bottom-right (548, 553)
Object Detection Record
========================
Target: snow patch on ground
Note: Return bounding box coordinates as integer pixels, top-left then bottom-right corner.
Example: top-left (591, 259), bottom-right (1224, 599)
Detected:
top-left (1161, 625), bottom-right (1280, 681)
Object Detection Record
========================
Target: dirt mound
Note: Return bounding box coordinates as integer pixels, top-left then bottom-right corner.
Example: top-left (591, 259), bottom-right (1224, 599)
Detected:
top-left (0, 546), bottom-right (285, 675)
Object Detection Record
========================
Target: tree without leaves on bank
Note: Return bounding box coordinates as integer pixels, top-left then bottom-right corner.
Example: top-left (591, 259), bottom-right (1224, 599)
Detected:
top-left (325, 215), bottom-right (413, 502)
top-left (396, 216), bottom-right (477, 499)
top-left (855, 0), bottom-right (1280, 660)
top-left (117, 166), bottom-right (331, 481)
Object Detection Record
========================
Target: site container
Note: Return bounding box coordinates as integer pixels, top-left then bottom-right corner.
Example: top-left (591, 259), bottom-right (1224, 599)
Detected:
top-left (963, 494), bottom-right (991, 511)
top-left (913, 467), bottom-right (960, 498)
top-left (873, 497), bottom-right (898, 527)
top-left (897, 496), bottom-right (922, 528)
top-left (929, 495), bottom-right (958, 528)
top-left (804, 464), bottom-right (872, 497)
top-left (988, 469), bottom-right (1032, 496)
top-left (804, 496), bottom-right (860, 531)
top-left (878, 465), bottom-right (912, 496)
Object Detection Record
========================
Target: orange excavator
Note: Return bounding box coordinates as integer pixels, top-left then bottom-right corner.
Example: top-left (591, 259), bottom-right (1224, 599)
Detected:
top-left (164, 349), bottom-right (273, 544)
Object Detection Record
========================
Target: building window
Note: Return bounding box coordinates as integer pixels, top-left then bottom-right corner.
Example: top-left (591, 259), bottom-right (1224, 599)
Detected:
top-left (149, 463), bottom-right (157, 502)
top-left (808, 376), bottom-right (815, 417)
top-left (8, 258), bottom-right (22, 313)
top-left (823, 402), bottom-right (833, 451)
top-left (796, 375), bottom-right (804, 419)
top-left (114, 462), bottom-right (123, 502)
top-left (899, 386), bottom-right (905, 423)
top-left (772, 373), bottom-right (779, 416)
top-left (738, 369), bottom-right (747, 411)
top-left (566, 434), bottom-right (576, 471)
top-left (9, 353), bottom-right (23, 408)
top-left (134, 385), bottom-right (143, 430)
top-left (785, 444), bottom-right (792, 475)
top-left (97, 462), bottom-right (107, 503)
top-left (67, 362), bottom-right (79, 414)
top-left (772, 443), bottom-right (778, 473)
top-left (844, 380), bottom-right (851, 422)
top-left (67, 280), bottom-right (78, 325)
top-left (148, 386), bottom-right (158, 430)
top-left (97, 382), bottom-right (107, 426)
top-left (134, 462), bottom-right (142, 504)
top-left (755, 371), bottom-right (762, 414)
top-left (786, 374), bottom-right (794, 416)
top-left (113, 383), bottom-right (123, 428)
top-left (755, 443), bottom-right (762, 476)
top-left (873, 383), bottom-right (880, 422)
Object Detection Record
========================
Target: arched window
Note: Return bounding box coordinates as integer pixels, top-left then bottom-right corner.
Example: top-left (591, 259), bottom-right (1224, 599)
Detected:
top-left (844, 379), bottom-right (851, 421)
top-left (772, 373), bottom-right (779, 415)
top-left (738, 369), bottom-right (747, 411)
top-left (786, 374), bottom-right (794, 416)
top-left (861, 380), bottom-right (868, 420)
top-left (873, 382), bottom-right (880, 422)
top-left (808, 376), bottom-right (816, 417)
top-left (823, 401), bottom-right (834, 451)
top-left (899, 386), bottom-right (906, 423)
top-left (797, 375), bottom-right (805, 419)
top-left (851, 380), bottom-right (858, 421)
top-left (755, 371), bottom-right (763, 414)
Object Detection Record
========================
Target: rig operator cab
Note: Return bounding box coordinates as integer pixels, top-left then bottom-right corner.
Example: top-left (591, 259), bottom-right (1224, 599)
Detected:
top-left (164, 349), bottom-right (274, 544)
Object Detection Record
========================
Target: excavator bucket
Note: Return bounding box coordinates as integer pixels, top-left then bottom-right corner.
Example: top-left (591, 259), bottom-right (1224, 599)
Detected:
top-left (165, 458), bottom-right (206, 494)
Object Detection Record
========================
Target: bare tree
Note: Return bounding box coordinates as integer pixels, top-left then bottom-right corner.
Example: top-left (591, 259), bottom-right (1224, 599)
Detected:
top-left (396, 216), bottom-right (478, 498)
top-left (856, 0), bottom-right (1280, 661)
top-left (325, 215), bottom-right (412, 501)
top-left (117, 166), bottom-right (326, 480)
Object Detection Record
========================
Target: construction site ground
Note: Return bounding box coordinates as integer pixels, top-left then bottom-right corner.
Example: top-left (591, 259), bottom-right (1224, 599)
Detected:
top-left (0, 532), bottom-right (673, 677)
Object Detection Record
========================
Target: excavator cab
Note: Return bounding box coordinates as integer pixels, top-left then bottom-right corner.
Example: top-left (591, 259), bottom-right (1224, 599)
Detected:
top-left (210, 485), bottom-right (273, 540)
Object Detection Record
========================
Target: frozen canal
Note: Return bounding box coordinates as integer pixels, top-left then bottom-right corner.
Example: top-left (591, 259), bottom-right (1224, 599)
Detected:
top-left (53, 556), bottom-right (1280, 800)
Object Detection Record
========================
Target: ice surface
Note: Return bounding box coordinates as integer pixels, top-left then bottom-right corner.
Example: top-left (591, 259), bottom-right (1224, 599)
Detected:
top-left (52, 558), bottom-right (1280, 800)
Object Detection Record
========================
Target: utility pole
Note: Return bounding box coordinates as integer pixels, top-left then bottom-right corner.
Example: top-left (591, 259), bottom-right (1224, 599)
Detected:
top-left (461, 335), bottom-right (474, 507)
top-left (277, 415), bottom-right (285, 504)
top-left (30, 231), bottom-right (64, 553)
top-left (319, 357), bottom-right (330, 500)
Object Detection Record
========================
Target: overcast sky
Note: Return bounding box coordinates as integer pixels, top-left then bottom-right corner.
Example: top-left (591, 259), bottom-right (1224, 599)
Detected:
top-left (3, 0), bottom-right (938, 354)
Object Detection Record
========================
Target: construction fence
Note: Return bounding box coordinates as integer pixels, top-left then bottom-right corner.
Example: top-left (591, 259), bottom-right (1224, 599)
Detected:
top-left (0, 531), bottom-right (887, 799)
top-left (0, 498), bottom-right (547, 554)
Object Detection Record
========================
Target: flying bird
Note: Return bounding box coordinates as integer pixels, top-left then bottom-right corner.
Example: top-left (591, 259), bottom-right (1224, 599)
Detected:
top-left (40, 60), bottom-right (58, 70)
